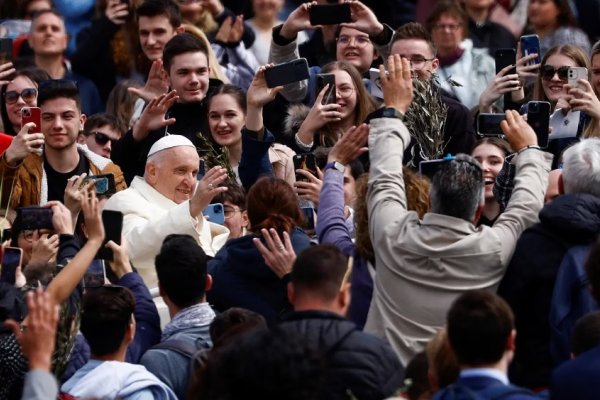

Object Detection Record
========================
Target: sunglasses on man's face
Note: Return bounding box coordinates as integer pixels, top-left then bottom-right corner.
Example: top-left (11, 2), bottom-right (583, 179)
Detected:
top-left (541, 65), bottom-right (569, 82)
top-left (87, 131), bottom-right (118, 146)
top-left (3, 88), bottom-right (37, 105)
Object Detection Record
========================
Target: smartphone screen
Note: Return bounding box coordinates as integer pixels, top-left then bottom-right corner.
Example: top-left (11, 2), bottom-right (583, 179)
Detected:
top-left (264, 59), bottom-right (310, 88)
top-left (96, 210), bottom-right (123, 261)
top-left (203, 203), bottom-right (225, 225)
top-left (309, 4), bottom-right (352, 26)
top-left (316, 73), bottom-right (336, 105)
top-left (527, 101), bottom-right (551, 148)
top-left (21, 107), bottom-right (42, 134)
top-left (0, 38), bottom-right (12, 64)
top-left (1, 247), bottom-right (22, 285)
top-left (301, 207), bottom-right (316, 230)
top-left (477, 113), bottom-right (506, 136)
top-left (84, 174), bottom-right (116, 196)
top-left (17, 207), bottom-right (54, 230)
top-left (293, 153), bottom-right (318, 182)
top-left (84, 259), bottom-right (106, 289)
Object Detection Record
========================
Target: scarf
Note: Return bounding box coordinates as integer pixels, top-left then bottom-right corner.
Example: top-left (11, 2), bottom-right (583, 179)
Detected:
top-left (161, 303), bottom-right (215, 341)
top-left (438, 47), bottom-right (465, 67)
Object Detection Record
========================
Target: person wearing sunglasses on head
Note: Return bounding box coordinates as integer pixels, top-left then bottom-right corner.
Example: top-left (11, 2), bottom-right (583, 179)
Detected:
top-left (78, 113), bottom-right (123, 159)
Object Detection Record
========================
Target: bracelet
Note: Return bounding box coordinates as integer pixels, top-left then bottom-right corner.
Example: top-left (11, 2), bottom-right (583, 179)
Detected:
top-left (517, 145), bottom-right (542, 155)
top-left (294, 132), bottom-right (313, 151)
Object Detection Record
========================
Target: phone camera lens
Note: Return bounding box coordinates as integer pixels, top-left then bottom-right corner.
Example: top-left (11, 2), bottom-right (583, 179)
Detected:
top-left (215, 205), bottom-right (222, 213)
top-left (530, 103), bottom-right (538, 111)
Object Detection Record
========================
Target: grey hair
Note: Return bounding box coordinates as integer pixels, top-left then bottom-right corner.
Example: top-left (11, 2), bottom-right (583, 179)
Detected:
top-left (562, 138), bottom-right (600, 197)
top-left (143, 150), bottom-right (168, 180)
top-left (430, 154), bottom-right (484, 221)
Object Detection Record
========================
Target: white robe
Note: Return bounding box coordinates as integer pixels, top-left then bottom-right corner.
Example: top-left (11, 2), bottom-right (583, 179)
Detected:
top-left (104, 176), bottom-right (229, 289)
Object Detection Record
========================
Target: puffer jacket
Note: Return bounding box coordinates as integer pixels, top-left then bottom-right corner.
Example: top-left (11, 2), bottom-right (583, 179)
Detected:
top-left (498, 193), bottom-right (600, 389)
top-left (278, 310), bottom-right (404, 400)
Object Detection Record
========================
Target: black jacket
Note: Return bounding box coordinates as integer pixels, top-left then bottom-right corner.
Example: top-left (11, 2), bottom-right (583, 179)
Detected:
top-left (498, 193), bottom-right (600, 389)
top-left (278, 310), bottom-right (404, 400)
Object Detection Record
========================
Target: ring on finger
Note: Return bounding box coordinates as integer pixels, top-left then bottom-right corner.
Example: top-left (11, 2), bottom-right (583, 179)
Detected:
top-left (208, 183), bottom-right (214, 190)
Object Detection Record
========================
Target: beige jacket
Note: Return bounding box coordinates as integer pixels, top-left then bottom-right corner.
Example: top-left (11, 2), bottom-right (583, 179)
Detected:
top-left (364, 117), bottom-right (552, 364)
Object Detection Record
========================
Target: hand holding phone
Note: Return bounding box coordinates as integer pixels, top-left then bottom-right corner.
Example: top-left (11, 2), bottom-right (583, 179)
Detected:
top-left (0, 247), bottom-right (23, 285)
top-left (568, 67), bottom-right (588, 90)
top-left (520, 35), bottom-right (541, 66)
top-left (96, 210), bottom-right (123, 261)
top-left (203, 203), bottom-right (225, 225)
top-left (83, 174), bottom-right (117, 196)
top-left (264, 59), bottom-right (310, 88)
top-left (293, 153), bottom-right (318, 183)
top-left (315, 73), bottom-right (336, 105)
top-left (21, 107), bottom-right (42, 134)
top-left (309, 3), bottom-right (352, 26)
top-left (477, 113), bottom-right (506, 136)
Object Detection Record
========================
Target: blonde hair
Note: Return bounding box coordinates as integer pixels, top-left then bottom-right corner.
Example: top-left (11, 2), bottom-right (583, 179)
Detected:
top-left (183, 23), bottom-right (230, 84)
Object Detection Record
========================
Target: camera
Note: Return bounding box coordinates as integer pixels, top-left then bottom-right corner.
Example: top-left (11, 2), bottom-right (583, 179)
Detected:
top-left (530, 102), bottom-right (539, 112)
top-left (21, 108), bottom-right (32, 118)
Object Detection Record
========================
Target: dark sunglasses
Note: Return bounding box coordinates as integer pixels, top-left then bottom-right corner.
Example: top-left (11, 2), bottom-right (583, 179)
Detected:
top-left (87, 131), bottom-right (118, 146)
top-left (541, 65), bottom-right (569, 82)
top-left (3, 88), bottom-right (37, 105)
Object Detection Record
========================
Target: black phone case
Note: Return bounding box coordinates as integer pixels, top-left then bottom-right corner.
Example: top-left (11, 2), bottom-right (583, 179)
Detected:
top-left (96, 210), bottom-right (123, 261)
top-left (309, 4), bottom-right (352, 26)
top-left (527, 101), bottom-right (551, 148)
top-left (494, 48), bottom-right (516, 75)
top-left (316, 73), bottom-right (336, 105)
top-left (264, 59), bottom-right (310, 88)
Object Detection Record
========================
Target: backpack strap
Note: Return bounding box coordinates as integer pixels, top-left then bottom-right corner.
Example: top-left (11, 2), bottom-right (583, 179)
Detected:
top-left (150, 339), bottom-right (198, 358)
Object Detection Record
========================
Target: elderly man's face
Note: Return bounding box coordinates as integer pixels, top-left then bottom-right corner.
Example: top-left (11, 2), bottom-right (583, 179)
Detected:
top-left (145, 146), bottom-right (200, 204)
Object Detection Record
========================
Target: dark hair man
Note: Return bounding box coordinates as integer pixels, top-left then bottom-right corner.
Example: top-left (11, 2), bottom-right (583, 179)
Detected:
top-left (433, 291), bottom-right (537, 399)
top-left (28, 10), bottom-right (103, 115)
top-left (365, 55), bottom-right (551, 366)
top-left (278, 244), bottom-right (404, 400)
top-left (61, 286), bottom-right (177, 399)
top-left (79, 113), bottom-right (123, 159)
top-left (384, 22), bottom-right (476, 165)
top-left (0, 80), bottom-right (126, 209)
top-left (111, 32), bottom-right (212, 183)
top-left (140, 234), bottom-right (215, 399)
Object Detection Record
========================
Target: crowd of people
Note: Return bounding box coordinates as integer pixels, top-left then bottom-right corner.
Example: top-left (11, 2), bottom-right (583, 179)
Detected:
top-left (1, 0), bottom-right (600, 399)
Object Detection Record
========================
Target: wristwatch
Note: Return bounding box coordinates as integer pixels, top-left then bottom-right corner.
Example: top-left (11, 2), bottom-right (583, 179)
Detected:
top-left (324, 161), bottom-right (345, 173)
top-left (366, 106), bottom-right (405, 123)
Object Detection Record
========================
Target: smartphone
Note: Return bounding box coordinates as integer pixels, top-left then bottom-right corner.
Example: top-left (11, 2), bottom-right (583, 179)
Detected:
top-left (568, 67), bottom-right (588, 90)
top-left (293, 153), bottom-right (318, 182)
top-left (418, 158), bottom-right (453, 180)
top-left (196, 159), bottom-right (206, 180)
top-left (309, 3), bottom-right (352, 26)
top-left (494, 48), bottom-right (516, 75)
top-left (83, 174), bottom-right (116, 196)
top-left (527, 101), bottom-right (551, 149)
top-left (0, 38), bottom-right (12, 65)
top-left (264, 59), bottom-right (310, 88)
top-left (96, 210), bottom-right (123, 261)
top-left (520, 34), bottom-right (541, 65)
top-left (477, 113), bottom-right (506, 136)
top-left (301, 207), bottom-right (316, 231)
top-left (315, 73), bottom-right (336, 105)
top-left (0, 247), bottom-right (22, 285)
top-left (203, 203), bottom-right (225, 225)
top-left (16, 207), bottom-right (54, 230)
top-left (367, 68), bottom-right (384, 100)
top-left (84, 259), bottom-right (106, 289)
top-left (21, 107), bottom-right (42, 134)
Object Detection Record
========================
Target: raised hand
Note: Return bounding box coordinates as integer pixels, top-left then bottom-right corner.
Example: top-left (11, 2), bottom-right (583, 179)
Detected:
top-left (247, 65), bottom-right (283, 108)
top-left (128, 59), bottom-right (169, 102)
top-left (380, 54), bottom-right (413, 114)
top-left (4, 123), bottom-right (45, 166)
top-left (327, 123), bottom-right (369, 165)
top-left (568, 79), bottom-right (600, 120)
top-left (132, 90), bottom-right (178, 141)
top-left (341, 0), bottom-right (384, 37)
top-left (479, 64), bottom-right (521, 113)
top-left (29, 232), bottom-right (59, 267)
top-left (106, 239), bottom-right (132, 279)
top-left (189, 166), bottom-right (229, 218)
top-left (81, 191), bottom-right (105, 245)
top-left (215, 15), bottom-right (245, 44)
top-left (297, 84), bottom-right (342, 144)
top-left (253, 228), bottom-right (296, 278)
top-left (516, 41), bottom-right (540, 81)
top-left (294, 168), bottom-right (323, 206)
top-left (280, 2), bottom-right (317, 40)
top-left (4, 288), bottom-right (59, 371)
top-left (63, 173), bottom-right (94, 220)
top-left (105, 0), bottom-right (129, 25)
top-left (500, 110), bottom-right (538, 152)
top-left (45, 201), bottom-right (75, 235)
top-left (0, 61), bottom-right (15, 86)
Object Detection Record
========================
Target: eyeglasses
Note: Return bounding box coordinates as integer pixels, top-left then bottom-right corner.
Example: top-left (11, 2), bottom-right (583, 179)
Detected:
top-left (336, 35), bottom-right (371, 48)
top-left (336, 86), bottom-right (355, 99)
top-left (87, 131), bottom-right (118, 146)
top-left (224, 205), bottom-right (243, 219)
top-left (432, 23), bottom-right (462, 32)
top-left (406, 56), bottom-right (435, 70)
top-left (3, 88), bottom-right (37, 105)
top-left (541, 65), bottom-right (569, 82)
